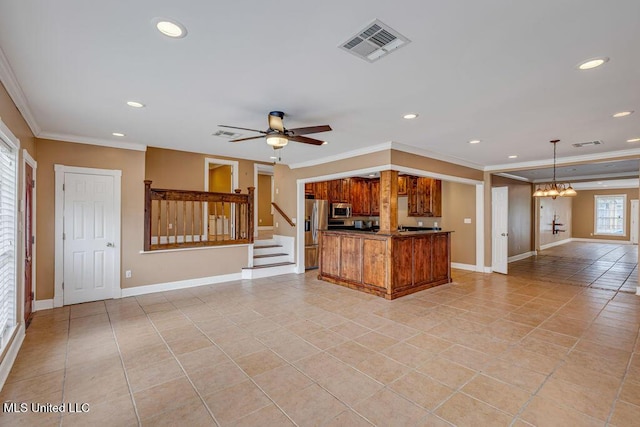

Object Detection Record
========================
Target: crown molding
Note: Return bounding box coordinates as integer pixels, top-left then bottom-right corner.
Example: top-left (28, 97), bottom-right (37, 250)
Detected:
top-left (288, 142), bottom-right (392, 169)
top-left (485, 147), bottom-right (640, 172)
top-left (38, 132), bottom-right (147, 152)
top-left (389, 142), bottom-right (485, 171)
top-left (0, 46), bottom-right (41, 136)
top-left (288, 141), bottom-right (486, 171)
top-left (494, 172), bottom-right (532, 183)
top-left (571, 179), bottom-right (639, 190)
top-left (531, 171), bottom-right (638, 184)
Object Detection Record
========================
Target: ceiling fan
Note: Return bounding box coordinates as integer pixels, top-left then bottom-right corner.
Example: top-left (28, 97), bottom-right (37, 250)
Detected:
top-left (219, 111), bottom-right (331, 149)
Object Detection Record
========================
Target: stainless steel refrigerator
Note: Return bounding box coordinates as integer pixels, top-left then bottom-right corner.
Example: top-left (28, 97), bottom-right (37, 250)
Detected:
top-left (305, 199), bottom-right (328, 269)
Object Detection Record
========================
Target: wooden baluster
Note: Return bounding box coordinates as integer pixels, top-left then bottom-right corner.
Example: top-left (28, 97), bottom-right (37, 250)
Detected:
top-left (173, 200), bottom-right (178, 244)
top-left (234, 189), bottom-right (241, 240)
top-left (183, 201), bottom-right (187, 243)
top-left (214, 202), bottom-right (218, 241)
top-left (165, 200), bottom-right (170, 245)
top-left (156, 200), bottom-right (161, 246)
top-left (144, 180), bottom-right (152, 251)
top-left (191, 201), bottom-right (195, 242)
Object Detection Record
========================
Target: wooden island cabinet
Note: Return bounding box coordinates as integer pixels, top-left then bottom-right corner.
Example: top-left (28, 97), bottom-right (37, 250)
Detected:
top-left (318, 229), bottom-right (451, 299)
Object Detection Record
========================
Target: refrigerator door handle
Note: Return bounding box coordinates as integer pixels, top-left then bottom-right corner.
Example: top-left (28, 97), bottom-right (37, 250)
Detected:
top-left (312, 203), bottom-right (318, 243)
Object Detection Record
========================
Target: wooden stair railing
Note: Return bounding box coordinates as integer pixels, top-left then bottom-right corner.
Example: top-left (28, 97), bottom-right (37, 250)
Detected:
top-left (144, 180), bottom-right (254, 251)
top-left (271, 202), bottom-right (295, 227)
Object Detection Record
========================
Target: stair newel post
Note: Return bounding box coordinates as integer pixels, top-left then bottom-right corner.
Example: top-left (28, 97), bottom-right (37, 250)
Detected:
top-left (234, 189), bottom-right (242, 240)
top-left (247, 186), bottom-right (255, 243)
top-left (144, 180), bottom-right (152, 251)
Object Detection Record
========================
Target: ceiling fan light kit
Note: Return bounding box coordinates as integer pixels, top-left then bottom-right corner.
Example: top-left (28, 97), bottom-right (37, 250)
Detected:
top-left (532, 140), bottom-right (577, 199)
top-left (219, 111), bottom-right (332, 155)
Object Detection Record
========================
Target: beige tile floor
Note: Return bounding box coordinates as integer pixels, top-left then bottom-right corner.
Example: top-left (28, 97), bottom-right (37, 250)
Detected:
top-left (1, 266), bottom-right (640, 426)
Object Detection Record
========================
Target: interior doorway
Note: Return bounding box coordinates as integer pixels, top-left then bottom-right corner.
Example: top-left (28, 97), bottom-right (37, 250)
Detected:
top-left (204, 158), bottom-right (238, 240)
top-left (631, 199), bottom-right (639, 245)
top-left (254, 164), bottom-right (274, 239)
top-left (23, 150), bottom-right (36, 324)
top-left (492, 186), bottom-right (509, 274)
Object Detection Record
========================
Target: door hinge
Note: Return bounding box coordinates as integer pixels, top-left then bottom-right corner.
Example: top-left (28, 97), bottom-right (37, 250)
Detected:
top-left (31, 235), bottom-right (35, 244)
top-left (63, 233), bottom-right (66, 240)
top-left (62, 183), bottom-right (65, 191)
top-left (32, 179), bottom-right (35, 188)
top-left (30, 292), bottom-right (34, 300)
top-left (62, 282), bottom-right (64, 289)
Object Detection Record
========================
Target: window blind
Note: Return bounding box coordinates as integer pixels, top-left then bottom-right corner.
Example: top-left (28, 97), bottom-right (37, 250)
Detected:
top-left (0, 139), bottom-right (17, 349)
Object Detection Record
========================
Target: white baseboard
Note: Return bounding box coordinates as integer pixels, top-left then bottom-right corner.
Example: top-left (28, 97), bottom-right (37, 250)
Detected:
top-left (482, 266), bottom-right (493, 273)
top-left (257, 226), bottom-right (274, 231)
top-left (273, 235), bottom-right (295, 263)
top-left (53, 295), bottom-right (63, 308)
top-left (33, 299), bottom-right (54, 311)
top-left (241, 264), bottom-right (297, 279)
top-left (0, 323), bottom-right (25, 390)
top-left (121, 273), bottom-right (243, 298)
top-left (540, 238), bottom-right (572, 251)
top-left (451, 262), bottom-right (480, 272)
top-left (571, 237), bottom-right (632, 245)
top-left (637, 286), bottom-right (640, 296)
top-left (508, 251), bottom-right (536, 263)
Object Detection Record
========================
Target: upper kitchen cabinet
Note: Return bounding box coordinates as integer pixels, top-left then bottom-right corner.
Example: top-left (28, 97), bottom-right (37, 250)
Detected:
top-left (397, 175), bottom-right (408, 196)
top-left (328, 178), bottom-right (350, 204)
top-left (305, 181), bottom-right (329, 200)
top-left (407, 177), bottom-right (442, 217)
top-left (350, 178), bottom-right (371, 216)
top-left (370, 179), bottom-right (380, 216)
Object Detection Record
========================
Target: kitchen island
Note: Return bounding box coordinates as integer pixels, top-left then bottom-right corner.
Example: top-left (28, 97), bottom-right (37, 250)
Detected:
top-left (318, 229), bottom-right (452, 300)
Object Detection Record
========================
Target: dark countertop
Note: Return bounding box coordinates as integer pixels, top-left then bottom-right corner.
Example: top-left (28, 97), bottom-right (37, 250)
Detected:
top-left (322, 228), bottom-right (452, 236)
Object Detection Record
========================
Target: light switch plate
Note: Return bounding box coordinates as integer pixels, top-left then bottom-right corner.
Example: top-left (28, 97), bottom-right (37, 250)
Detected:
top-left (464, 218), bottom-right (472, 224)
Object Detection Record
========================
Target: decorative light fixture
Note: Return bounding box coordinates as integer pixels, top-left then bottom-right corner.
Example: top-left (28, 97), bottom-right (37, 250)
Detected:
top-left (266, 134), bottom-right (288, 148)
top-left (533, 140), bottom-right (577, 199)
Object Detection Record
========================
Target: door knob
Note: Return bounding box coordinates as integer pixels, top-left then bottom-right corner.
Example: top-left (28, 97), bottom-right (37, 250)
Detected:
top-left (106, 242), bottom-right (115, 247)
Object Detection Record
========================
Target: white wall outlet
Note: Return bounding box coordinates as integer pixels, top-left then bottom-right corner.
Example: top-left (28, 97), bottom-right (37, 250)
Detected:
top-left (168, 223), bottom-right (173, 229)
top-left (276, 222), bottom-right (279, 228)
top-left (292, 218), bottom-right (296, 224)
top-left (125, 270), bottom-right (132, 278)
top-left (276, 188), bottom-right (279, 194)
top-left (259, 219), bottom-right (262, 223)
top-left (418, 221), bottom-right (423, 226)
top-left (464, 218), bottom-right (472, 224)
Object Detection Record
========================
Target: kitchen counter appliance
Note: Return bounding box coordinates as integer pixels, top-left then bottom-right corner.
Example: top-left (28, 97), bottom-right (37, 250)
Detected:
top-left (305, 199), bottom-right (328, 269)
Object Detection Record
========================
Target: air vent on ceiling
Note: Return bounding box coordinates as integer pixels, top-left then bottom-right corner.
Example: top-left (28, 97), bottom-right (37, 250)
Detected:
top-left (572, 140), bottom-right (603, 148)
top-left (339, 19), bottom-right (411, 63)
top-left (213, 130), bottom-right (242, 139)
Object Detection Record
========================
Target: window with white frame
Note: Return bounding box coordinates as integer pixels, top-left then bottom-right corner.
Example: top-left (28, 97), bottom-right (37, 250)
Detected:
top-left (594, 194), bottom-right (626, 236)
top-left (0, 134), bottom-right (18, 351)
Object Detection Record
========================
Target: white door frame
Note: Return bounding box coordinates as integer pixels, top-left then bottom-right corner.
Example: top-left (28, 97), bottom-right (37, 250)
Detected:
top-left (204, 158), bottom-right (239, 238)
top-left (491, 186), bottom-right (509, 274)
top-left (631, 199), bottom-right (639, 245)
top-left (54, 165), bottom-right (122, 307)
top-left (254, 164), bottom-right (274, 237)
top-left (22, 150), bottom-right (37, 309)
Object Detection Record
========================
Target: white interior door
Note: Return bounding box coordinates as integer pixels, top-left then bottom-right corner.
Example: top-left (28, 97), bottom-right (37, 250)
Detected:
top-left (631, 199), bottom-right (638, 245)
top-left (63, 173), bottom-right (117, 305)
top-left (492, 186), bottom-right (509, 274)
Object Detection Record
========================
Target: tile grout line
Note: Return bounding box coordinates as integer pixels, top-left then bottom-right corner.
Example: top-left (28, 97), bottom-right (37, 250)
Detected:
top-left (104, 303), bottom-right (143, 427)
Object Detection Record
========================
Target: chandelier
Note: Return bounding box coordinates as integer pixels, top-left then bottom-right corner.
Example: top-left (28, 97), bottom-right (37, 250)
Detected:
top-left (532, 139), bottom-right (577, 199)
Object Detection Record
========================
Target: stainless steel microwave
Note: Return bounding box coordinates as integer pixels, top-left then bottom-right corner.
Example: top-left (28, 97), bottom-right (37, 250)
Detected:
top-left (331, 203), bottom-right (352, 218)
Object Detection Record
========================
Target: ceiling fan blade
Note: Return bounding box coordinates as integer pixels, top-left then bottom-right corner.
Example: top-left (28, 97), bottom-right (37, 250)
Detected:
top-left (218, 125), bottom-right (267, 134)
top-left (229, 136), bottom-right (265, 143)
top-left (288, 125), bottom-right (332, 135)
top-left (268, 112), bottom-right (284, 132)
top-left (288, 135), bottom-right (325, 146)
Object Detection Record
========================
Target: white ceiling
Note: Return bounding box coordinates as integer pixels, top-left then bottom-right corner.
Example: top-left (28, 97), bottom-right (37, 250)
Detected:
top-left (0, 1), bottom-right (639, 174)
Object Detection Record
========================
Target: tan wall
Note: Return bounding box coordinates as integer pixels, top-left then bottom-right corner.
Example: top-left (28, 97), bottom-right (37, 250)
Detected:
top-left (36, 140), bottom-right (252, 299)
top-left (258, 174), bottom-right (273, 226)
top-left (441, 182), bottom-right (476, 265)
top-left (391, 150), bottom-right (484, 181)
top-left (492, 175), bottom-right (534, 257)
top-left (209, 165), bottom-right (232, 217)
top-left (572, 188), bottom-right (638, 241)
top-left (539, 196), bottom-right (572, 246)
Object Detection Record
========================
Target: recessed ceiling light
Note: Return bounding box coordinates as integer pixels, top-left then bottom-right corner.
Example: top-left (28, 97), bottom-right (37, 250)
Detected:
top-left (613, 111), bottom-right (634, 118)
top-left (127, 101), bottom-right (145, 108)
top-left (112, 132), bottom-right (125, 137)
top-left (403, 113), bottom-right (418, 120)
top-left (155, 19), bottom-right (187, 38)
top-left (627, 138), bottom-right (640, 143)
top-left (322, 141), bottom-right (329, 145)
top-left (577, 57), bottom-right (609, 70)
top-left (508, 155), bottom-right (518, 159)
top-left (368, 174), bottom-right (376, 177)
top-left (269, 156), bottom-right (278, 160)
top-left (468, 140), bottom-right (481, 144)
